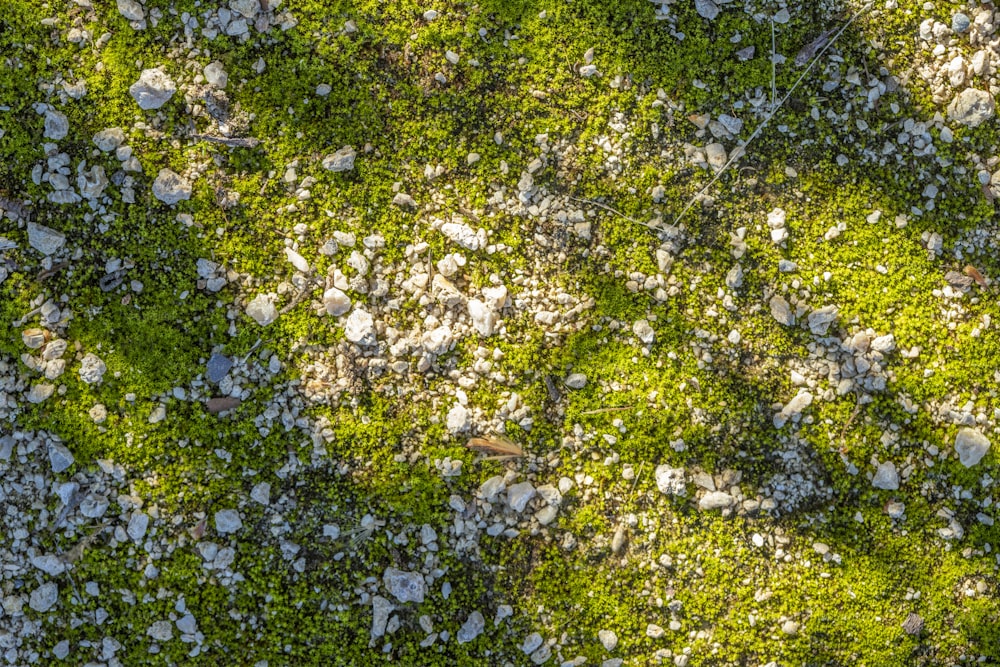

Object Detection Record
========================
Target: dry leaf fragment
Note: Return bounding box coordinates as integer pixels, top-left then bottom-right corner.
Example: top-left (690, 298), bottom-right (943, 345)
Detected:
top-left (964, 265), bottom-right (988, 287)
top-left (465, 435), bottom-right (524, 459)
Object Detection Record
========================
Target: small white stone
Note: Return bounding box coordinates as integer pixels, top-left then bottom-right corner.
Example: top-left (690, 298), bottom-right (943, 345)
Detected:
top-left (955, 428), bottom-right (990, 467)
top-left (323, 287), bottom-right (352, 316)
top-left (655, 465), bottom-right (686, 496)
top-left (633, 319), bottom-right (655, 344)
top-left (695, 0), bottom-right (719, 20)
top-left (457, 611), bottom-right (485, 643)
top-left (117, 0), bottom-right (145, 21)
top-left (468, 299), bottom-right (496, 336)
top-left (79, 353), bottom-right (107, 384)
top-left (43, 110), bottom-right (69, 140)
top-left (947, 88), bottom-right (994, 128)
top-left (446, 403), bottom-right (470, 433)
top-left (423, 9), bottom-right (438, 21)
top-left (445, 50), bottom-right (460, 65)
top-left (284, 248), bottom-right (309, 272)
top-left (698, 491), bottom-right (734, 510)
top-left (598, 629), bottom-right (618, 651)
top-left (246, 294), bottom-right (278, 326)
top-left (565, 373), bottom-right (587, 389)
top-left (769, 295), bottom-right (795, 326)
top-left (93, 128), bottom-right (125, 151)
top-left (704, 142), bottom-right (727, 171)
top-left (344, 309), bottom-right (376, 344)
top-left (808, 306), bottom-right (838, 335)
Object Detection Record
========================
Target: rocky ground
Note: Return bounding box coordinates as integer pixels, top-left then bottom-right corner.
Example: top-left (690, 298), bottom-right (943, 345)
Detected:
top-left (0, 0), bottom-right (998, 665)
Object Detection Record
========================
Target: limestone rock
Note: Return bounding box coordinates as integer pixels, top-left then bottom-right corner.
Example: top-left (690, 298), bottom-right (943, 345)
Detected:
top-left (322, 146), bottom-right (357, 172)
top-left (948, 88), bottom-right (994, 128)
top-left (955, 428), bottom-right (990, 467)
top-left (129, 68), bottom-right (176, 110)
top-left (152, 169), bottom-right (192, 205)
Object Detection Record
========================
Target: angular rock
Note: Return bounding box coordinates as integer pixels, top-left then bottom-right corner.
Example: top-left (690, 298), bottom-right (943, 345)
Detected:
top-left (152, 168), bottom-right (191, 205)
top-left (203, 61), bottom-right (228, 88)
top-left (93, 128), bottom-right (125, 151)
top-left (457, 611), bottom-right (485, 644)
top-left (507, 481), bottom-right (536, 512)
top-left (29, 583), bottom-right (59, 613)
top-left (147, 621), bottom-right (173, 642)
top-left (383, 567), bottom-right (425, 603)
top-left (27, 222), bottom-right (66, 255)
top-left (117, 0), bottom-right (145, 21)
top-left (599, 629), bottom-right (618, 651)
top-left (439, 221), bottom-right (482, 250)
top-left (246, 294), bottom-right (278, 326)
top-left (323, 287), bottom-right (351, 316)
top-left (705, 142), bottom-right (727, 171)
top-left (467, 299), bottom-right (496, 336)
top-left (371, 595), bottom-right (393, 640)
top-left (769, 295), bottom-right (795, 326)
top-left (564, 373), bottom-right (587, 389)
top-left (695, 0), bottom-right (719, 20)
top-left (633, 319), bottom-right (655, 344)
top-left (955, 428), bottom-right (991, 467)
top-left (79, 353), bottom-right (106, 384)
top-left (655, 465), bottom-right (686, 496)
top-left (215, 509), bottom-right (243, 534)
top-left (127, 512), bottom-right (149, 541)
top-left (206, 353), bottom-right (233, 383)
top-left (48, 442), bottom-right (75, 473)
top-left (698, 491), bottom-right (734, 510)
top-left (43, 110), bottom-right (69, 140)
top-left (872, 461), bottom-right (899, 490)
top-left (948, 88), bottom-right (994, 128)
top-left (80, 493), bottom-right (110, 518)
top-left (446, 403), bottom-right (469, 433)
top-left (31, 554), bottom-right (67, 576)
top-left (322, 146), bottom-right (357, 172)
top-left (77, 165), bottom-right (109, 199)
top-left (129, 67), bottom-right (176, 110)
top-left (808, 306), bottom-right (838, 335)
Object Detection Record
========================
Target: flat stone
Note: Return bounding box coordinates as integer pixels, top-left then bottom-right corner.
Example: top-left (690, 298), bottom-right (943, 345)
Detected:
top-left (152, 168), bottom-right (192, 205)
top-left (250, 482), bottom-right (271, 505)
top-left (322, 146), bottom-right (357, 172)
top-left (655, 465), bottom-right (686, 496)
top-left (808, 306), bottom-right (838, 335)
top-left (31, 554), bottom-right (67, 576)
top-left (43, 110), bottom-right (69, 140)
top-left (955, 428), bottom-right (991, 467)
top-left (246, 294), bottom-right (278, 326)
top-left (80, 493), bottom-right (110, 518)
top-left (27, 222), bottom-right (66, 255)
top-left (206, 353), bottom-right (233, 383)
top-left (769, 295), bottom-right (795, 326)
top-left (565, 373), bottom-right (587, 389)
top-left (698, 491), bottom-right (734, 510)
top-left (371, 596), bottom-right (393, 640)
top-left (457, 611), bottom-right (485, 643)
top-left (633, 319), bottom-right (655, 344)
top-left (129, 67), bottom-right (176, 110)
top-left (383, 567), bottom-right (425, 603)
top-left (439, 221), bottom-right (482, 250)
top-left (507, 481), bottom-right (536, 512)
top-left (127, 512), bottom-right (149, 541)
top-left (93, 128), bottom-right (125, 151)
top-left (215, 509), bottom-right (243, 534)
top-left (29, 583), bottom-right (59, 613)
top-left (117, 0), bottom-right (145, 21)
top-left (176, 614), bottom-right (198, 634)
top-left (695, 0), bottom-right (719, 20)
top-left (46, 441), bottom-right (75, 473)
top-left (872, 461), bottom-right (899, 490)
top-left (948, 88), bottom-right (995, 128)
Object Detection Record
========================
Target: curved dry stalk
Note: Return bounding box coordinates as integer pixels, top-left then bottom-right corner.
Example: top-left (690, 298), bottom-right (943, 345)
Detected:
top-left (670, 1), bottom-right (875, 227)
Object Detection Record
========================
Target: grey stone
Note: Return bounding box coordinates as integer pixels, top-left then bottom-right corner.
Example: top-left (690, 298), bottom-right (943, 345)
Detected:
top-left (808, 306), bottom-right (838, 335)
top-left (129, 68), bottom-right (176, 110)
top-left (598, 629), bottom-right (618, 651)
top-left (27, 222), bottom-right (66, 255)
top-left (371, 595), bottom-right (393, 640)
top-left (250, 482), bottom-right (271, 505)
top-left (203, 61), bottom-right (228, 88)
top-left (31, 554), bottom-right (67, 576)
top-left (206, 353), bottom-right (233, 383)
top-left (695, 0), bottom-right (719, 20)
top-left (215, 509), bottom-right (243, 534)
top-left (117, 0), bottom-right (145, 21)
top-left (952, 12), bottom-right (971, 34)
top-left (152, 168), bottom-right (191, 205)
top-left (948, 88), bottom-right (995, 128)
top-left (48, 442), bottom-right (75, 473)
top-left (79, 353), bottom-right (107, 385)
top-left (457, 611), bottom-right (485, 643)
top-left (955, 428), bottom-right (990, 467)
top-left (29, 583), bottom-right (59, 613)
top-left (147, 620), bottom-right (173, 642)
top-left (323, 287), bottom-right (351, 316)
top-left (698, 491), bottom-right (734, 510)
top-left (43, 110), bottom-right (69, 140)
top-left (769, 295), bottom-right (795, 326)
top-left (872, 461), bottom-right (899, 490)
top-left (80, 493), bottom-right (110, 518)
top-left (176, 614), bottom-right (198, 634)
top-left (507, 481), bottom-right (536, 512)
top-left (246, 294), bottom-right (277, 326)
top-left (322, 146), bottom-right (357, 172)
top-left (383, 567), bottom-right (425, 603)
top-left (127, 512), bottom-right (149, 541)
top-left (565, 373), bottom-right (587, 389)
